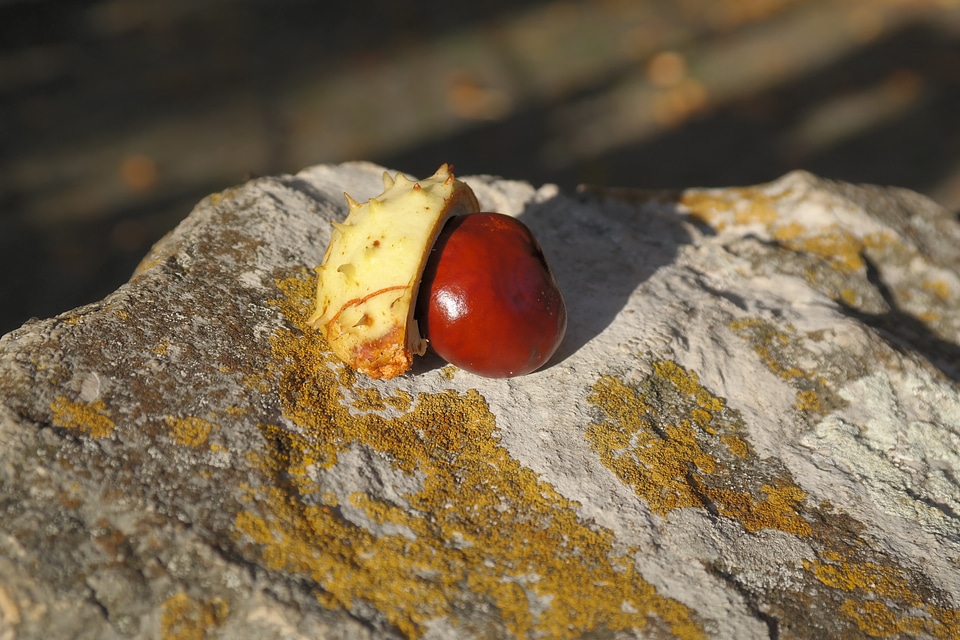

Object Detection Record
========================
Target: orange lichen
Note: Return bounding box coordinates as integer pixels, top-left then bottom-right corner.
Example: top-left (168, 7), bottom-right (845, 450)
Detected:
top-left (166, 416), bottom-right (214, 447)
top-left (588, 376), bottom-right (714, 513)
top-left (50, 396), bottom-right (115, 438)
top-left (729, 318), bottom-right (803, 380)
top-left (717, 482), bottom-right (811, 536)
top-left (586, 356), bottom-right (960, 634)
top-left (681, 188), bottom-right (781, 231)
top-left (654, 360), bottom-right (725, 413)
top-left (839, 288), bottom-right (859, 306)
top-left (838, 598), bottom-right (960, 639)
top-left (241, 373), bottom-right (273, 394)
top-left (721, 433), bottom-right (749, 458)
top-left (809, 553), bottom-right (917, 600)
top-left (729, 318), bottom-right (834, 417)
top-left (207, 188), bottom-right (240, 208)
top-left (774, 224), bottom-right (866, 273)
top-left (235, 272), bottom-right (705, 639)
top-left (683, 187), bottom-right (905, 276)
top-left (794, 389), bottom-right (822, 412)
top-left (728, 312), bottom-right (960, 634)
top-left (586, 362), bottom-right (810, 535)
top-left (808, 553), bottom-right (960, 639)
top-left (160, 592), bottom-right (229, 640)
top-left (0, 587), bottom-right (20, 626)
top-left (922, 278), bottom-right (952, 302)
top-left (439, 364), bottom-right (458, 381)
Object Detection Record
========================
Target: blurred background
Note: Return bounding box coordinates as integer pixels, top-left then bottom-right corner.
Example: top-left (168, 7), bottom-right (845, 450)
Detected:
top-left (2, 0), bottom-right (960, 334)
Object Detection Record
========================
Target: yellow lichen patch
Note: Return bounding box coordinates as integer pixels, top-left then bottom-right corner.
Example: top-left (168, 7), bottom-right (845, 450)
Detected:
top-left (775, 225), bottom-right (866, 273)
top-left (808, 554), bottom-right (960, 639)
top-left (771, 220), bottom-right (804, 241)
top-left (348, 387), bottom-right (388, 412)
top-left (207, 187), bottom-right (239, 208)
top-left (680, 188), bottom-right (781, 231)
top-left (729, 318), bottom-right (835, 417)
top-left (839, 600), bottom-right (902, 638)
top-left (839, 288), bottom-right (859, 306)
top-left (728, 318), bottom-right (802, 380)
top-left (586, 363), bottom-right (811, 536)
top-left (653, 360), bottom-right (725, 413)
top-left (809, 552), bottom-right (918, 601)
top-left (160, 592), bottom-right (229, 640)
top-left (439, 364), bottom-right (458, 381)
top-left (683, 186), bottom-right (905, 277)
top-left (0, 587), bottom-right (19, 626)
top-left (707, 482), bottom-right (811, 536)
top-left (235, 273), bottom-right (706, 640)
top-left (586, 359), bottom-right (960, 633)
top-left (166, 416), bottom-right (215, 447)
top-left (587, 374), bottom-right (715, 514)
top-left (50, 396), bottom-right (115, 438)
top-left (384, 389), bottom-right (413, 412)
top-left (242, 373), bottom-right (273, 394)
top-left (795, 389), bottom-right (822, 412)
top-left (722, 434), bottom-right (749, 458)
top-left (732, 191), bottom-right (779, 227)
top-left (726, 316), bottom-right (960, 631)
top-left (346, 386), bottom-right (412, 414)
top-left (839, 598), bottom-right (960, 639)
top-left (320, 492), bottom-right (339, 507)
top-left (922, 278), bottom-right (951, 302)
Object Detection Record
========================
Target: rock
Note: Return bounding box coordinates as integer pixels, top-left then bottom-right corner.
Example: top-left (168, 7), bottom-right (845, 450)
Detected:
top-left (1, 162), bottom-right (959, 639)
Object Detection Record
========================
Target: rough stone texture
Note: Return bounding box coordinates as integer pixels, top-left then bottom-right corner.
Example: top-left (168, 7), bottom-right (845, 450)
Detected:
top-left (2, 162), bottom-right (959, 639)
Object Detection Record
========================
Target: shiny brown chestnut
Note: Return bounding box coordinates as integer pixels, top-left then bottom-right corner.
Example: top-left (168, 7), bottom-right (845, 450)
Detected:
top-left (416, 212), bottom-right (567, 378)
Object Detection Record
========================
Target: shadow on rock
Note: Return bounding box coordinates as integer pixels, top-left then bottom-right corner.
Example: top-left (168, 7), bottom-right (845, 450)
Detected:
top-left (515, 187), bottom-right (707, 365)
top-left (840, 253), bottom-right (960, 383)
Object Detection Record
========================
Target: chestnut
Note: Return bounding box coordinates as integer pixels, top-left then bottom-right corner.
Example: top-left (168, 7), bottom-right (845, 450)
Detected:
top-left (309, 164), bottom-right (565, 380)
top-left (416, 213), bottom-right (566, 378)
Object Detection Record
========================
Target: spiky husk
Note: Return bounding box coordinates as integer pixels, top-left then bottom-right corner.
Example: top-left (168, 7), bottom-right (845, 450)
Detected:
top-left (308, 164), bottom-right (480, 379)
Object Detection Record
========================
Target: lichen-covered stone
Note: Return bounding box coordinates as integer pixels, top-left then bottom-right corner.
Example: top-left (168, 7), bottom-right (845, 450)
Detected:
top-left (1, 163), bottom-right (959, 639)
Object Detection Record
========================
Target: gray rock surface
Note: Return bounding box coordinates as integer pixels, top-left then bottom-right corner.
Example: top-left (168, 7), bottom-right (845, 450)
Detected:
top-left (1, 162), bottom-right (959, 639)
